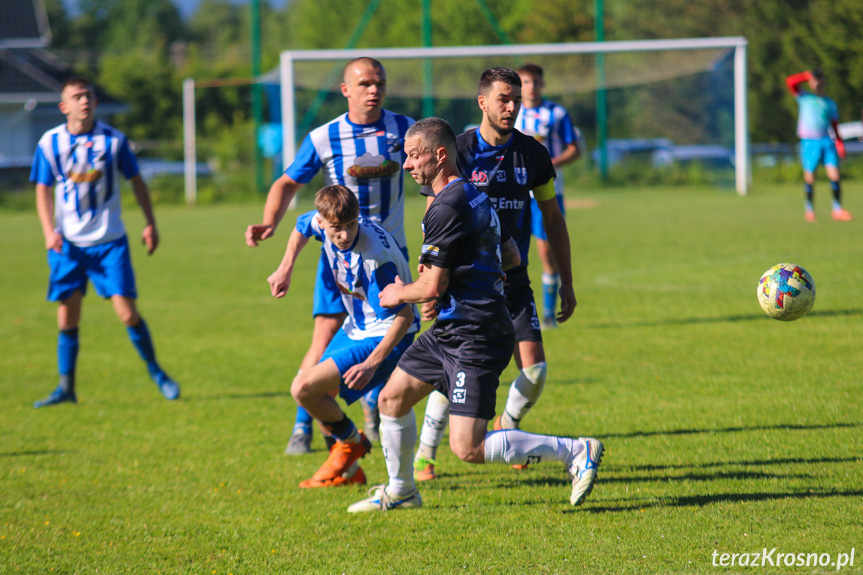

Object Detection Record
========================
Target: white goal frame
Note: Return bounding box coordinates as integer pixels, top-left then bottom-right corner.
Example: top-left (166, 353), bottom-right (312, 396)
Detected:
top-left (277, 37), bottom-right (750, 195)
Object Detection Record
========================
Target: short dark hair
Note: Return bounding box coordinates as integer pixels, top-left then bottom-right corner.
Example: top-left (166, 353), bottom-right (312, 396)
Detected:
top-left (61, 76), bottom-right (93, 94)
top-left (315, 185), bottom-right (359, 224)
top-left (517, 64), bottom-right (544, 80)
top-left (405, 117), bottom-right (456, 155)
top-left (810, 68), bottom-right (825, 80)
top-left (478, 67), bottom-right (521, 96)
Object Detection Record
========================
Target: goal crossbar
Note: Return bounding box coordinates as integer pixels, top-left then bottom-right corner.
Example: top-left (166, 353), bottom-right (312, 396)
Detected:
top-left (274, 37), bottom-right (750, 194)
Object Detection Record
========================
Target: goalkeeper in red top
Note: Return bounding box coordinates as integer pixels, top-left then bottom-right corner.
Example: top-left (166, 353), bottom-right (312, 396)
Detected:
top-left (785, 69), bottom-right (853, 222)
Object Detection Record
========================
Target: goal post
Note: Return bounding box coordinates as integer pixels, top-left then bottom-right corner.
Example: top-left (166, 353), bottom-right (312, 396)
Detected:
top-left (278, 37), bottom-right (750, 195)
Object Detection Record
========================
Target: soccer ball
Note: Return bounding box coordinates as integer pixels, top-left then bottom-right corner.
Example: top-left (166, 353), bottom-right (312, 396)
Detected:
top-left (757, 263), bottom-right (815, 321)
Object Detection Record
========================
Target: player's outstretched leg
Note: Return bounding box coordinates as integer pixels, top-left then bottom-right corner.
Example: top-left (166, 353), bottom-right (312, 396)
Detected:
top-left (484, 429), bottom-right (604, 506)
top-left (413, 391), bottom-right (450, 481)
top-left (496, 361), bottom-right (548, 470)
top-left (349, 411), bottom-right (422, 512)
top-left (126, 319), bottom-right (180, 400)
top-left (285, 405), bottom-right (314, 455)
top-left (35, 328), bottom-right (79, 408)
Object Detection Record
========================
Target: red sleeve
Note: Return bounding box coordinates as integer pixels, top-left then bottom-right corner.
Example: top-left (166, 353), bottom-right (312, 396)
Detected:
top-left (785, 71), bottom-right (811, 96)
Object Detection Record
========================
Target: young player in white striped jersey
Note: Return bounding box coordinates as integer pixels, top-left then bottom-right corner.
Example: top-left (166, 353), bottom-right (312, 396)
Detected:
top-left (30, 77), bottom-right (180, 407)
top-left (245, 57), bottom-right (415, 458)
top-left (515, 64), bottom-right (581, 329)
top-left (267, 185), bottom-right (419, 488)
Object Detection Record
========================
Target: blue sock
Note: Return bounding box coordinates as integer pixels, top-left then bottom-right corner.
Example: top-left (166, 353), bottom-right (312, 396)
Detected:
top-left (293, 406), bottom-right (313, 435)
top-left (58, 328), bottom-right (79, 393)
top-left (804, 183), bottom-right (814, 212)
top-left (830, 180), bottom-right (842, 210)
top-left (323, 415), bottom-right (358, 443)
top-left (126, 319), bottom-right (161, 377)
top-left (542, 273), bottom-right (559, 319)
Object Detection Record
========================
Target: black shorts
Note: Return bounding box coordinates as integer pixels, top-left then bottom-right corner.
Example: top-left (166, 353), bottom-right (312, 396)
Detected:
top-left (398, 327), bottom-right (515, 420)
top-left (505, 268), bottom-right (542, 343)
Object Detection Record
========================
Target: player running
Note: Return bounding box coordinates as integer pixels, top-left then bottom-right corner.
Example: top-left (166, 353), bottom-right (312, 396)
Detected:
top-left (347, 117), bottom-right (602, 512)
top-left (246, 57), bottom-right (414, 454)
top-left (267, 185), bottom-right (419, 487)
top-left (413, 67), bottom-right (577, 481)
top-left (785, 68), bottom-right (853, 222)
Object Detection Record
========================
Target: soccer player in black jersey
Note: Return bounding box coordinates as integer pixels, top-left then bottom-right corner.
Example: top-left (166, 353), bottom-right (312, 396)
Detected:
top-left (348, 117), bottom-right (602, 512)
top-left (414, 68), bottom-right (578, 480)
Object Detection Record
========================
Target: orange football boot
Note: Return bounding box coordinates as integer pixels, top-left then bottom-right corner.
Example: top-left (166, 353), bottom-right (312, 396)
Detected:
top-left (298, 432), bottom-right (371, 488)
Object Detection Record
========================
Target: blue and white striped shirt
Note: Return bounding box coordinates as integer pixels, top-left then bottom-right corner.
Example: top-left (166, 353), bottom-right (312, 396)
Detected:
top-left (286, 110), bottom-right (414, 249)
top-left (31, 121), bottom-right (139, 246)
top-left (515, 100), bottom-right (579, 197)
top-left (297, 211), bottom-right (420, 340)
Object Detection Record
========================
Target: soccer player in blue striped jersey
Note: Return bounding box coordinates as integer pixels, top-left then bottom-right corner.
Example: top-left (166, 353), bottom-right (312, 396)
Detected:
top-left (245, 58), bottom-right (415, 455)
top-left (267, 185), bottom-right (419, 488)
top-left (515, 64), bottom-right (581, 329)
top-left (30, 77), bottom-right (180, 407)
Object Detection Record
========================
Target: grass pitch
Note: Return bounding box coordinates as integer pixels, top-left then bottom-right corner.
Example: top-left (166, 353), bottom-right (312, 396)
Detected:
top-left (1, 182), bottom-right (861, 574)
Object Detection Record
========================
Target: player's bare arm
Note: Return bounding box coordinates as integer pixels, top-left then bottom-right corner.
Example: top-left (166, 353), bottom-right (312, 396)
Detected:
top-left (246, 173), bottom-right (303, 247)
top-left (343, 305), bottom-right (415, 390)
top-left (501, 237), bottom-right (521, 271)
top-left (552, 142), bottom-right (580, 168)
top-left (536, 195), bottom-right (577, 322)
top-left (129, 175), bottom-right (158, 255)
top-left (379, 265), bottom-right (449, 308)
top-left (268, 228), bottom-right (310, 298)
top-left (35, 183), bottom-right (63, 253)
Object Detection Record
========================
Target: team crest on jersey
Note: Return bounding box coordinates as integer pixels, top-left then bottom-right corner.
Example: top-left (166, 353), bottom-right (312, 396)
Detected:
top-left (515, 167), bottom-right (528, 186)
top-left (348, 152), bottom-right (400, 179)
top-left (470, 170), bottom-right (489, 186)
top-left (495, 170), bottom-right (506, 182)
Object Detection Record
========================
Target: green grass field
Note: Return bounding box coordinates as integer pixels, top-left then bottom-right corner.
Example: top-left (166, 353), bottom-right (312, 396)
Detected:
top-left (1, 182), bottom-right (861, 574)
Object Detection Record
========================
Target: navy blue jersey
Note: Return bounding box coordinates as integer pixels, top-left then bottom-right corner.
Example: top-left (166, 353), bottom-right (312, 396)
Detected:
top-left (423, 129), bottom-right (555, 275)
top-left (419, 178), bottom-right (512, 337)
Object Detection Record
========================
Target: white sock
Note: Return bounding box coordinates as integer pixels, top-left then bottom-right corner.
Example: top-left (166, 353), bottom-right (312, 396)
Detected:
top-left (505, 362), bottom-right (547, 423)
top-left (483, 429), bottom-right (579, 467)
top-left (416, 391), bottom-right (449, 460)
top-left (380, 410), bottom-right (417, 497)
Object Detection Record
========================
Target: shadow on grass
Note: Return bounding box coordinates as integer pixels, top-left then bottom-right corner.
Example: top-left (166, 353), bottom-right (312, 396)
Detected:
top-left (585, 308), bottom-right (862, 329)
top-left (192, 390), bottom-right (293, 401)
top-left (617, 455), bottom-right (861, 472)
top-left (575, 489), bottom-right (863, 514)
top-left (602, 420), bottom-right (862, 440)
top-left (0, 449), bottom-right (74, 458)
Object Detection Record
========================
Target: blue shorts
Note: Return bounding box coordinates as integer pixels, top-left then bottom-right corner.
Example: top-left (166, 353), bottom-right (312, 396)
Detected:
top-left (530, 195), bottom-right (565, 241)
top-left (47, 235), bottom-right (137, 302)
top-left (312, 244), bottom-right (410, 317)
top-left (321, 327), bottom-right (415, 405)
top-left (800, 137), bottom-right (839, 173)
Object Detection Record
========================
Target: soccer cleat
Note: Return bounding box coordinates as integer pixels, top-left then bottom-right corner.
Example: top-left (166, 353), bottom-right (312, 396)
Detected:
top-left (152, 372), bottom-right (180, 400)
top-left (298, 432), bottom-right (372, 488)
top-left (567, 437), bottom-right (604, 506)
top-left (284, 431), bottom-right (313, 455)
top-left (541, 316), bottom-right (557, 330)
top-left (33, 386), bottom-right (77, 408)
top-left (493, 414), bottom-right (528, 470)
top-left (300, 460), bottom-right (367, 488)
top-left (413, 457), bottom-right (438, 481)
top-left (347, 484), bottom-right (423, 513)
top-left (831, 208), bottom-right (854, 221)
top-left (804, 210), bottom-right (817, 223)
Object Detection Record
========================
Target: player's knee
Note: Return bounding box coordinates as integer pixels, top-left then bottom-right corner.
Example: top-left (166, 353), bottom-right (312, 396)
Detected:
top-left (290, 375), bottom-right (312, 405)
top-left (377, 388), bottom-right (408, 418)
top-left (449, 435), bottom-right (484, 463)
top-left (515, 361), bottom-right (547, 402)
